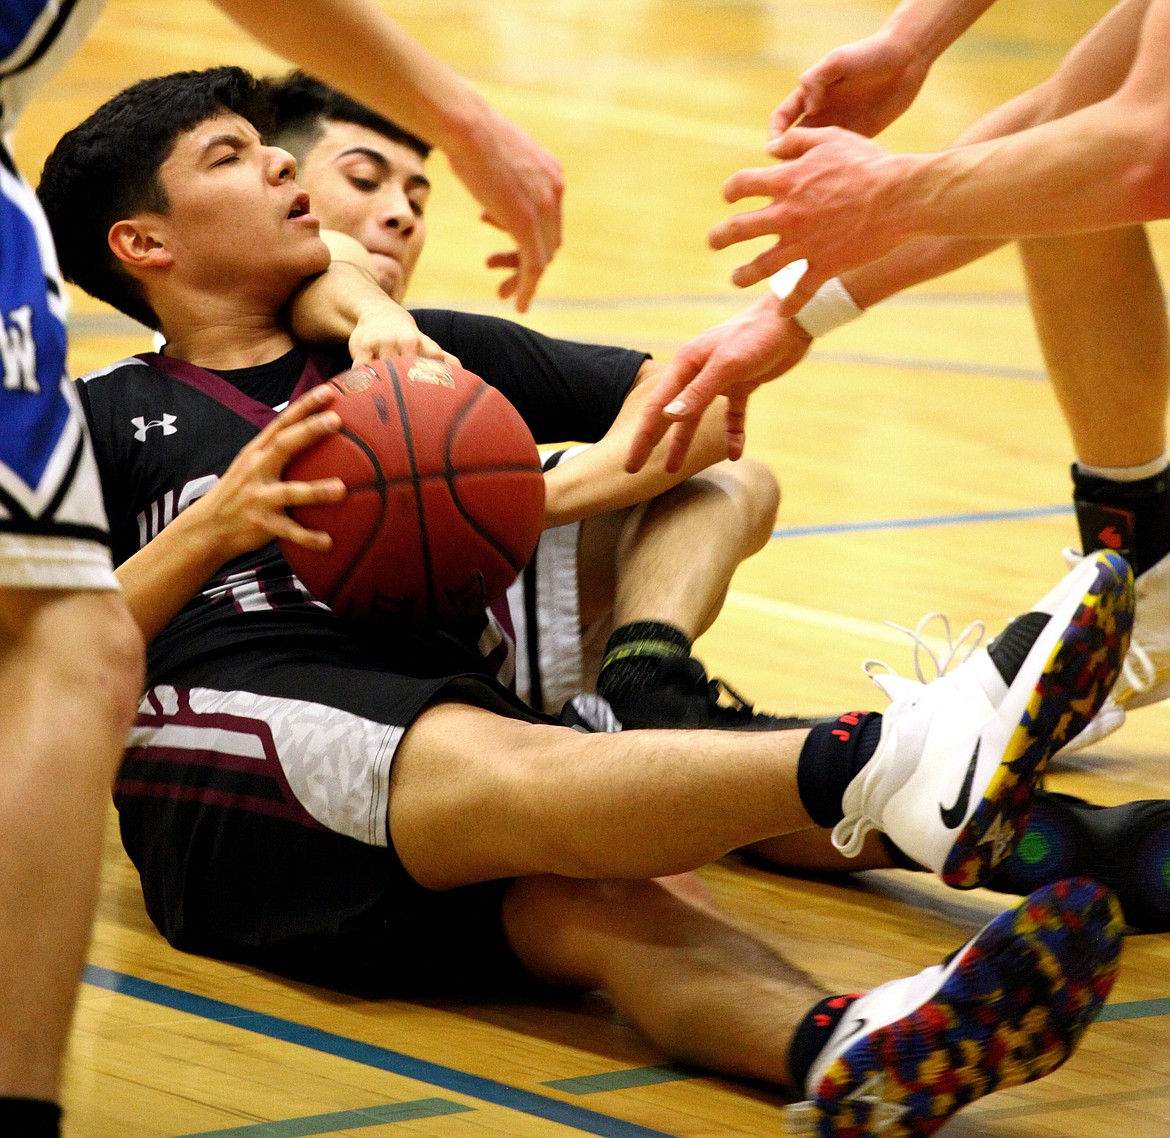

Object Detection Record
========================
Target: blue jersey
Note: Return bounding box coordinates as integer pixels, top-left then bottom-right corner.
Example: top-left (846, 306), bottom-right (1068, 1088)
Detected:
top-left (0, 0), bottom-right (115, 587)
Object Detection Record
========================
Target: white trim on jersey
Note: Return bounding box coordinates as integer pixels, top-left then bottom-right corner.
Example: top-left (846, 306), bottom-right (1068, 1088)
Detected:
top-left (1, 0), bottom-right (108, 133)
top-left (0, 531), bottom-right (116, 589)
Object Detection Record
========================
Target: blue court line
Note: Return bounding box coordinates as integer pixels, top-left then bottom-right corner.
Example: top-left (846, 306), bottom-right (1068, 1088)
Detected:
top-left (81, 966), bottom-right (675, 1138)
top-left (770, 503), bottom-right (1074, 541)
top-left (174, 1099), bottom-right (472, 1138)
top-left (543, 1066), bottom-right (696, 1095)
top-left (1096, 997), bottom-right (1170, 1022)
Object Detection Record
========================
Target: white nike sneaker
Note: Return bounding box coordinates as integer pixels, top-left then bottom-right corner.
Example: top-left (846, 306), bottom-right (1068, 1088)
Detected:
top-left (783, 877), bottom-right (1122, 1137)
top-left (833, 549), bottom-right (1133, 888)
top-left (1064, 546), bottom-right (1170, 752)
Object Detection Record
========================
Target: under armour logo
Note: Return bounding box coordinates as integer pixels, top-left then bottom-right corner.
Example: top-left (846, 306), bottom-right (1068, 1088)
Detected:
top-left (131, 414), bottom-right (178, 441)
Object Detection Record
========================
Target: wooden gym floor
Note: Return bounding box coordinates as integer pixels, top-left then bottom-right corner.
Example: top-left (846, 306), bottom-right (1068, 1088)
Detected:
top-left (12, 0), bottom-right (1170, 1133)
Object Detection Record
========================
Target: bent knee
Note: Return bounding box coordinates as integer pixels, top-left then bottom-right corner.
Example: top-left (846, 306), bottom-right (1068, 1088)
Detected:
top-left (708, 456), bottom-right (780, 547)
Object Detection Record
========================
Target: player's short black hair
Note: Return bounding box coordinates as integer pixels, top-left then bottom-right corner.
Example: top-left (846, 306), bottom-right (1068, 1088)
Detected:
top-left (261, 70), bottom-right (431, 167)
top-left (38, 66), bottom-right (271, 330)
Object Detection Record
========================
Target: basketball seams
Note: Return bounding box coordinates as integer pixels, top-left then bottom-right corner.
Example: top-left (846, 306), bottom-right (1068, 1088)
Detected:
top-left (444, 384), bottom-right (541, 573)
top-left (314, 422), bottom-right (388, 610)
top-left (380, 360), bottom-right (437, 621)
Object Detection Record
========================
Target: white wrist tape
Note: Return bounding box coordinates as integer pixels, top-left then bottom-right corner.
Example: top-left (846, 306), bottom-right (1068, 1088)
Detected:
top-left (769, 264), bottom-right (863, 338)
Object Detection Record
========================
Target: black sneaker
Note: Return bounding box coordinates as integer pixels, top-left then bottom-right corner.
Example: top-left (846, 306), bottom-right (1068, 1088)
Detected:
top-left (988, 790), bottom-right (1170, 933)
top-left (605, 655), bottom-right (825, 731)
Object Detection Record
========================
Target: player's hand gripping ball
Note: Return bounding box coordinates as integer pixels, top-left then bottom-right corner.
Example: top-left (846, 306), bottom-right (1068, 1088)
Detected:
top-left (281, 357), bottom-right (545, 628)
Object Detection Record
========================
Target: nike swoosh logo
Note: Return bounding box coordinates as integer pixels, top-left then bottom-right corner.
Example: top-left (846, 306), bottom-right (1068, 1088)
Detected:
top-left (939, 742), bottom-right (980, 829)
top-left (835, 1016), bottom-right (869, 1050)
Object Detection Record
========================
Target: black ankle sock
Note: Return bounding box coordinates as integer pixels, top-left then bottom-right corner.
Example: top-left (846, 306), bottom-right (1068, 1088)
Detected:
top-left (1073, 463), bottom-right (1170, 575)
top-left (0, 1099), bottom-right (61, 1136)
top-left (796, 712), bottom-right (883, 828)
top-left (597, 621), bottom-right (693, 703)
top-left (787, 993), bottom-right (861, 1093)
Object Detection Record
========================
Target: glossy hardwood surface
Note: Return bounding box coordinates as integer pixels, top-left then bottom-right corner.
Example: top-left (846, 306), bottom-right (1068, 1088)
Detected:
top-left (11, 1), bottom-right (1170, 1134)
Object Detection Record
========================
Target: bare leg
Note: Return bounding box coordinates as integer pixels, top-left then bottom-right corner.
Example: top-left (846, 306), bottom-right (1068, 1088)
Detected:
top-left (502, 874), bottom-right (824, 1087)
top-left (389, 702), bottom-right (812, 889)
top-left (606, 458), bottom-right (778, 636)
top-left (0, 589), bottom-right (142, 1099)
top-left (1020, 227), bottom-right (1169, 468)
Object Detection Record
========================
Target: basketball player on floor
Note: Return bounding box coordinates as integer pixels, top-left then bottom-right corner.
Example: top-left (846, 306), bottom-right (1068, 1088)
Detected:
top-left (2, 0), bottom-right (570, 1132)
top-left (36, 66), bottom-right (1138, 1136)
top-left (252, 70), bottom-right (790, 733)
top-left (260, 73), bottom-right (1170, 933)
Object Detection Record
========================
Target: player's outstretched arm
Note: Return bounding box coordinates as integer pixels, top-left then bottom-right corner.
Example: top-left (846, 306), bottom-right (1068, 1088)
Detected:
top-left (212, 0), bottom-right (563, 312)
top-left (542, 359), bottom-right (735, 527)
top-left (292, 232), bottom-right (456, 365)
top-left (770, 0), bottom-right (996, 138)
top-left (625, 296), bottom-right (812, 474)
top-left (115, 387), bottom-right (346, 643)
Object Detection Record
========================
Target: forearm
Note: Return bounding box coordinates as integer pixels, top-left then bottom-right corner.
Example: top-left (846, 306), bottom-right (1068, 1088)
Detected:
top-left (212, 0), bottom-right (486, 152)
top-left (543, 363), bottom-right (729, 527)
top-left (880, 0), bottom-right (998, 62)
top-left (289, 256), bottom-right (395, 347)
top-left (115, 508), bottom-right (233, 644)
top-left (840, 0), bottom-right (1155, 306)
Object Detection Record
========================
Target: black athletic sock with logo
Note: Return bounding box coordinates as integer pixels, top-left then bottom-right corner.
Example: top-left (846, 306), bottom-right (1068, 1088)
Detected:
top-left (0, 1099), bottom-right (61, 1136)
top-left (596, 621), bottom-right (693, 704)
top-left (796, 712), bottom-right (883, 827)
top-left (1073, 463), bottom-right (1170, 575)
top-left (787, 993), bottom-right (862, 1093)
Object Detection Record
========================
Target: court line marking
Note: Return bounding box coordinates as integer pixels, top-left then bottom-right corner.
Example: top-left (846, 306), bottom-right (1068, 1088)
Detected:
top-left (769, 503), bottom-right (1073, 541)
top-left (543, 1066), bottom-right (696, 1095)
top-left (81, 966), bottom-right (675, 1138)
top-left (173, 1099), bottom-right (472, 1138)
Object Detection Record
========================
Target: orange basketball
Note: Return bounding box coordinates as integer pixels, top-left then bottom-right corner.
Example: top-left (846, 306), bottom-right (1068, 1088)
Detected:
top-left (281, 357), bottom-right (545, 628)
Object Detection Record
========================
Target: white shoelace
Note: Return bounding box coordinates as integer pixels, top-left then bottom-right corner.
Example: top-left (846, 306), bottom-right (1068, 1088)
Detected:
top-left (831, 614), bottom-right (986, 858)
top-left (862, 612), bottom-right (986, 691)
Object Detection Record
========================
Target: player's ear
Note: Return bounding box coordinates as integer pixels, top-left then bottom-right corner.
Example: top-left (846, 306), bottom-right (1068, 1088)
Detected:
top-left (108, 217), bottom-right (174, 270)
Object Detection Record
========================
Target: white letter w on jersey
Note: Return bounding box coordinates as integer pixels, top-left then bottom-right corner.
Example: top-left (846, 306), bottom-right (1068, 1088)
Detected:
top-left (132, 414), bottom-right (178, 441)
top-left (1, 306), bottom-right (38, 393)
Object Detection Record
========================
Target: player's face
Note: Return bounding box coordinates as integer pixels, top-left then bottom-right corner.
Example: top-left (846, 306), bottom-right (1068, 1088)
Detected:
top-left (296, 120), bottom-right (429, 303)
top-left (154, 111), bottom-right (330, 298)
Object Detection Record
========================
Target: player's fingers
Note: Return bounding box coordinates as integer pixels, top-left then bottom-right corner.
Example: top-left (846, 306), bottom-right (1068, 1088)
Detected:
top-left (765, 125), bottom-right (830, 161)
top-left (625, 402), bottom-right (672, 474)
top-left (511, 252), bottom-right (545, 313)
top-left (663, 416), bottom-right (702, 475)
top-left (280, 477), bottom-right (347, 505)
top-left (486, 250), bottom-right (521, 270)
top-left (723, 390), bottom-right (752, 461)
top-left (251, 385), bottom-right (335, 446)
top-left (720, 165), bottom-right (785, 206)
top-left (774, 266), bottom-right (829, 317)
top-left (769, 89), bottom-right (806, 137)
top-left (729, 242), bottom-right (799, 289)
top-left (709, 206), bottom-right (785, 253)
top-left (267, 410), bottom-right (342, 469)
top-left (262, 514), bottom-right (334, 553)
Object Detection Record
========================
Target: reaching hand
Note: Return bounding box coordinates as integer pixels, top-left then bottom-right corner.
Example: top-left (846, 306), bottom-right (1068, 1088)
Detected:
top-left (347, 299), bottom-right (458, 369)
top-left (709, 127), bottom-right (910, 311)
top-left (196, 386), bottom-right (348, 561)
top-left (770, 30), bottom-right (931, 138)
top-left (625, 295), bottom-right (814, 474)
top-left (446, 104), bottom-right (565, 313)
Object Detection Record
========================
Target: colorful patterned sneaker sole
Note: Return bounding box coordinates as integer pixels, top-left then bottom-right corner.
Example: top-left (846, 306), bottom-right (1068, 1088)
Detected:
top-left (942, 550), bottom-right (1134, 888)
top-left (785, 877), bottom-right (1123, 1137)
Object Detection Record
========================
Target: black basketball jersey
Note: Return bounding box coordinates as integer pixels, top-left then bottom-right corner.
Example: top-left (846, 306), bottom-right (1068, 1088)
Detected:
top-left (77, 312), bottom-right (644, 682)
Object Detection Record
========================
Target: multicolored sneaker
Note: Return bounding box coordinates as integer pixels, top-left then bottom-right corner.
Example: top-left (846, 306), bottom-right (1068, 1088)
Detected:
top-left (1064, 547), bottom-right (1170, 751)
top-left (833, 550), bottom-right (1133, 888)
top-left (989, 789), bottom-right (1170, 933)
top-left (605, 655), bottom-right (826, 731)
top-left (784, 877), bottom-right (1123, 1137)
